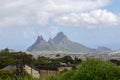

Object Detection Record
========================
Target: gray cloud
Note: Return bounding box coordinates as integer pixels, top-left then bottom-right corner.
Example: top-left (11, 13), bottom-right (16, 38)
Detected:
top-left (0, 0), bottom-right (118, 28)
top-left (54, 9), bottom-right (120, 27)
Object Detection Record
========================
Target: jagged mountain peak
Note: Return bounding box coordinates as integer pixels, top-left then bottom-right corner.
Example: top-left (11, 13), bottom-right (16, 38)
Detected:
top-left (27, 32), bottom-right (92, 52)
top-left (56, 32), bottom-right (66, 38)
top-left (27, 35), bottom-right (48, 51)
top-left (57, 32), bottom-right (64, 35)
top-left (34, 35), bottom-right (46, 45)
top-left (27, 32), bottom-right (112, 53)
top-left (53, 32), bottom-right (69, 44)
top-left (37, 35), bottom-right (44, 41)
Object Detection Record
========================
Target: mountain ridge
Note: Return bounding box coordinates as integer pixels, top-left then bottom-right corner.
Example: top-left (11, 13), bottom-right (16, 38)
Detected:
top-left (27, 32), bottom-right (112, 53)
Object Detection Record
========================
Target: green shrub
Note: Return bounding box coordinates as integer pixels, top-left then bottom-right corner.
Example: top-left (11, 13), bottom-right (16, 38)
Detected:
top-left (50, 59), bottom-right (120, 80)
top-left (0, 70), bottom-right (14, 80)
top-left (0, 70), bottom-right (38, 80)
top-left (15, 75), bottom-right (38, 80)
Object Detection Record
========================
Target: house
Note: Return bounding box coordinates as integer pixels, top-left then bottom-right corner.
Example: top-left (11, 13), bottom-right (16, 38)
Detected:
top-left (38, 65), bottom-right (72, 80)
top-left (1, 64), bottom-right (73, 80)
top-left (24, 65), bottom-right (40, 78)
top-left (24, 65), bottom-right (73, 80)
top-left (1, 64), bottom-right (16, 73)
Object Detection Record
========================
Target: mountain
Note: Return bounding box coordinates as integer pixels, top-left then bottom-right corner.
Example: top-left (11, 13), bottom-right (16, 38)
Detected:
top-left (27, 32), bottom-right (111, 53)
top-left (96, 47), bottom-right (112, 53)
top-left (27, 36), bottom-right (55, 52)
top-left (52, 32), bottom-right (68, 44)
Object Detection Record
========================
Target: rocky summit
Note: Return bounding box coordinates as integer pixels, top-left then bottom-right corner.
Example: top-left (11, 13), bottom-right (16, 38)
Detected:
top-left (27, 32), bottom-right (112, 53)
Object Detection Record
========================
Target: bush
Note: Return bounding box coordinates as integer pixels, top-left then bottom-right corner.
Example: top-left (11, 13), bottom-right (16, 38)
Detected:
top-left (0, 70), bottom-right (38, 80)
top-left (50, 59), bottom-right (120, 80)
top-left (0, 70), bottom-right (14, 80)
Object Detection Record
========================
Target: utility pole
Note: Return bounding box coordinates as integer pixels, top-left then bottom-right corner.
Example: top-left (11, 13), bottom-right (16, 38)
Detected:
top-left (14, 53), bottom-right (24, 77)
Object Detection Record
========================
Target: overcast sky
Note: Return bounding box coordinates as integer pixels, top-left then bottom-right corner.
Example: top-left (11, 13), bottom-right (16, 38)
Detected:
top-left (0, 0), bottom-right (120, 50)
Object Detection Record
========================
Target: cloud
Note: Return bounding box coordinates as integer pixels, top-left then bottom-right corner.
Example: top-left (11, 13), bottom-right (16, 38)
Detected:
top-left (23, 29), bottom-right (36, 39)
top-left (0, 0), bottom-right (118, 29)
top-left (0, 0), bottom-right (112, 28)
top-left (0, 16), bottom-right (27, 28)
top-left (54, 9), bottom-right (120, 27)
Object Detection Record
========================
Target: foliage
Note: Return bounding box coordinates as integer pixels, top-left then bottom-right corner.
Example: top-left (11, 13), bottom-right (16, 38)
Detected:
top-left (0, 70), bottom-right (38, 80)
top-left (110, 59), bottom-right (120, 66)
top-left (0, 48), bottom-right (81, 69)
top-left (61, 56), bottom-right (74, 64)
top-left (74, 57), bottom-right (82, 64)
top-left (49, 59), bottom-right (120, 80)
top-left (15, 75), bottom-right (38, 80)
top-left (0, 49), bottom-right (15, 69)
top-left (0, 70), bottom-right (14, 80)
top-left (0, 49), bottom-right (34, 69)
top-left (35, 55), bottom-right (79, 66)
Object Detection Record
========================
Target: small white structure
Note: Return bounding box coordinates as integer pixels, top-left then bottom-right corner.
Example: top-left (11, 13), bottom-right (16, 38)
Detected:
top-left (24, 65), bottom-right (40, 78)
